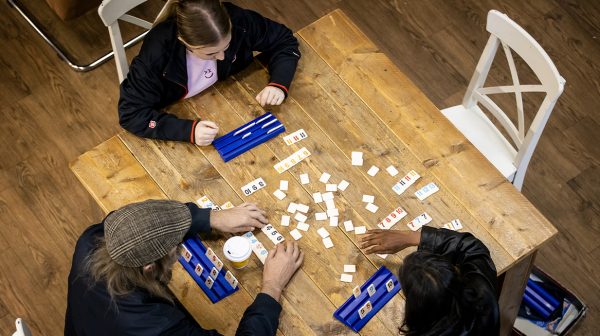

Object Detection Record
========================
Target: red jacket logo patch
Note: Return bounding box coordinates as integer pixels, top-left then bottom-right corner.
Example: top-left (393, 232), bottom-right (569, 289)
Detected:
top-left (149, 120), bottom-right (156, 128)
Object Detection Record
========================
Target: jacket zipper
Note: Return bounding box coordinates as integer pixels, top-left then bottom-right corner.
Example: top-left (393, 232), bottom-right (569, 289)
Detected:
top-left (163, 72), bottom-right (189, 100)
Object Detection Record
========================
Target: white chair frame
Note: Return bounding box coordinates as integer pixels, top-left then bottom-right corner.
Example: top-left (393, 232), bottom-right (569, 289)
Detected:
top-left (98, 0), bottom-right (162, 83)
top-left (12, 318), bottom-right (32, 336)
top-left (442, 10), bottom-right (565, 191)
top-left (7, 0), bottom-right (147, 73)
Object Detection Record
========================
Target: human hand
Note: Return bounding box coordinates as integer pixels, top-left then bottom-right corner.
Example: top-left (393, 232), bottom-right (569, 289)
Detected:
top-left (261, 241), bottom-right (304, 302)
top-left (255, 86), bottom-right (285, 107)
top-left (194, 120), bottom-right (219, 146)
top-left (209, 203), bottom-right (268, 233)
top-left (359, 230), bottom-right (421, 254)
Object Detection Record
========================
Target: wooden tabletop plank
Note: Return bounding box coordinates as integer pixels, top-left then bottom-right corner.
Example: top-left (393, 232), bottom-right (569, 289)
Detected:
top-left (118, 130), bottom-right (325, 336)
top-left (69, 136), bottom-right (262, 335)
top-left (118, 131), bottom-right (229, 205)
top-left (184, 86), bottom-right (398, 334)
top-left (69, 136), bottom-right (165, 213)
top-left (243, 38), bottom-right (514, 273)
top-left (298, 10), bottom-right (557, 264)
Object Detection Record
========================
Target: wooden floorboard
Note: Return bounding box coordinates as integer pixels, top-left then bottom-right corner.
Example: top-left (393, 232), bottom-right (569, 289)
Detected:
top-left (0, 0), bottom-right (598, 334)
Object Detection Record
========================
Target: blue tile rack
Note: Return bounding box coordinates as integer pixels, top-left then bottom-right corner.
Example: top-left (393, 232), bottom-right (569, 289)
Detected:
top-left (334, 266), bottom-right (401, 332)
top-left (178, 236), bottom-right (239, 303)
top-left (213, 112), bottom-right (285, 162)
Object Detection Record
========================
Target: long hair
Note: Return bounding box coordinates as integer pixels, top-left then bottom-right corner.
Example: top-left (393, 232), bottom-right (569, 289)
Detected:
top-left (84, 236), bottom-right (179, 304)
top-left (399, 251), bottom-right (466, 335)
top-left (154, 0), bottom-right (232, 47)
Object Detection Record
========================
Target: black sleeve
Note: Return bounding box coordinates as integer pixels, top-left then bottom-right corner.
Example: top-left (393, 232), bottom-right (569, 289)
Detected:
top-left (185, 202), bottom-right (212, 237)
top-left (235, 293), bottom-right (282, 336)
top-left (118, 56), bottom-right (195, 142)
top-left (242, 8), bottom-right (301, 95)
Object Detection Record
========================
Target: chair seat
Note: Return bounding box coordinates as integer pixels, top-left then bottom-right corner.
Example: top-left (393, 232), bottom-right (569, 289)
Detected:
top-left (441, 104), bottom-right (518, 181)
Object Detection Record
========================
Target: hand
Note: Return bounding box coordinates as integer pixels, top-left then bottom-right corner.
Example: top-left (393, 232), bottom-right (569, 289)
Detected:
top-left (359, 230), bottom-right (421, 254)
top-left (209, 203), bottom-right (268, 233)
top-left (194, 120), bottom-right (219, 146)
top-left (261, 241), bottom-right (304, 302)
top-left (255, 86), bottom-right (285, 107)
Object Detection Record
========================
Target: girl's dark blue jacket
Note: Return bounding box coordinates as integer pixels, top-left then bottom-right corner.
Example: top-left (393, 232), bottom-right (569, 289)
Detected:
top-left (118, 2), bottom-right (300, 143)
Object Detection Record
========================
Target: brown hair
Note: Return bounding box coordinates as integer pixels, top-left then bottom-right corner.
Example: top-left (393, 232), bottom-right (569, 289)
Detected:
top-left (85, 237), bottom-right (179, 304)
top-left (154, 0), bottom-right (232, 47)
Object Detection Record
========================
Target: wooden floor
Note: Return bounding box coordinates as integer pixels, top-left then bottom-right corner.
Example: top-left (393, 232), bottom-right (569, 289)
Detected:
top-left (0, 0), bottom-right (597, 334)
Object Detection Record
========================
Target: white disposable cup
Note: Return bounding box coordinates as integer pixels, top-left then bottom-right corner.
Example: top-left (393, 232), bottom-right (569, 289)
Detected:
top-left (223, 236), bottom-right (252, 269)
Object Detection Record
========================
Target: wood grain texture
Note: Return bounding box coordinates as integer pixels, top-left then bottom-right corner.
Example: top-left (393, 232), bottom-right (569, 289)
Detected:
top-left (184, 86), bottom-right (397, 335)
top-left (286, 35), bottom-right (514, 272)
top-left (2, 0), bottom-right (600, 334)
top-left (0, 188), bottom-right (70, 335)
top-left (298, 9), bottom-right (556, 265)
top-left (70, 136), bottom-right (165, 212)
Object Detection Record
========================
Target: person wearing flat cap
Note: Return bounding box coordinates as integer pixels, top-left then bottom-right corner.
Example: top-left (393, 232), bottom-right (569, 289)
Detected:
top-left (65, 200), bottom-right (303, 336)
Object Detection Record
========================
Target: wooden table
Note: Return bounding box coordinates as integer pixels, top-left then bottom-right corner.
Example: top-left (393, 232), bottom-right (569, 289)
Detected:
top-left (70, 10), bottom-right (557, 336)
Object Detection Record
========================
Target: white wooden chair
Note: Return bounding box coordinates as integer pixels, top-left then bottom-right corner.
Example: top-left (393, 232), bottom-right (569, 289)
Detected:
top-left (12, 318), bottom-right (32, 336)
top-left (98, 0), bottom-right (167, 83)
top-left (441, 10), bottom-right (565, 191)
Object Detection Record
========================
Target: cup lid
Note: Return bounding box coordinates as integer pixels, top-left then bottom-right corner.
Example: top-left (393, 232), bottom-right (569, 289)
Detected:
top-left (223, 236), bottom-right (252, 262)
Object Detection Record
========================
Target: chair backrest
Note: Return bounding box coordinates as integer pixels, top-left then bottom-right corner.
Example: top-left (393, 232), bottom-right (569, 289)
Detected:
top-left (462, 10), bottom-right (565, 189)
top-left (12, 318), bottom-right (33, 336)
top-left (98, 0), bottom-right (154, 83)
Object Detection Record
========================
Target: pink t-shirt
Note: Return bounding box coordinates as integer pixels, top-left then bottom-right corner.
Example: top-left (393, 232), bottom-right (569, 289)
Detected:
top-left (184, 50), bottom-right (218, 99)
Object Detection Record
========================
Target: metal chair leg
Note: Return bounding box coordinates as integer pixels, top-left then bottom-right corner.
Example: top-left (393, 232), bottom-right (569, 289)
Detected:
top-left (7, 0), bottom-right (148, 72)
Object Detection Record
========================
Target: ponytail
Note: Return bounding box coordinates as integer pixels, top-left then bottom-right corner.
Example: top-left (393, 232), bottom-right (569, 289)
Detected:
top-left (153, 0), bottom-right (178, 27)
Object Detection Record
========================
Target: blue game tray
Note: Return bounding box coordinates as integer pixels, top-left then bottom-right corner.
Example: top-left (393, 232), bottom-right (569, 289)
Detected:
top-left (178, 236), bottom-right (239, 303)
top-left (213, 112), bottom-right (285, 162)
top-left (333, 266), bottom-right (401, 332)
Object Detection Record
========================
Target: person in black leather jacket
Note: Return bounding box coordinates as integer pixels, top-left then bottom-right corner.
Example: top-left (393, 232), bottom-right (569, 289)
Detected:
top-left (360, 226), bottom-right (500, 335)
top-left (118, 0), bottom-right (300, 145)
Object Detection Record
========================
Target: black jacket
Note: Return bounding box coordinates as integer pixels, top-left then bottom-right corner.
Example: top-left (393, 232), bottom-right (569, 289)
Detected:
top-left (64, 203), bottom-right (282, 336)
top-left (118, 2), bottom-right (300, 143)
top-left (418, 226), bottom-right (500, 335)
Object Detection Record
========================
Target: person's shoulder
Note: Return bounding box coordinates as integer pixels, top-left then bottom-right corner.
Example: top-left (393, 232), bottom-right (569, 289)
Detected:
top-left (223, 2), bottom-right (261, 27)
top-left (76, 223), bottom-right (104, 247)
top-left (223, 2), bottom-right (245, 17)
top-left (142, 18), bottom-right (177, 51)
top-left (137, 18), bottom-right (178, 67)
top-left (70, 223), bottom-right (104, 274)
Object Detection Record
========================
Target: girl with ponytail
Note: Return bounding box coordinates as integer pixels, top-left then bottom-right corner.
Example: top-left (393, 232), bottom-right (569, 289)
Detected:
top-left (360, 227), bottom-right (500, 335)
top-left (119, 0), bottom-right (300, 146)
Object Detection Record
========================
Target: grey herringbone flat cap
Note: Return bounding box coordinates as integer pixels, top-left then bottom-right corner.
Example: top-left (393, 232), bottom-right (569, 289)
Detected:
top-left (104, 200), bottom-right (191, 267)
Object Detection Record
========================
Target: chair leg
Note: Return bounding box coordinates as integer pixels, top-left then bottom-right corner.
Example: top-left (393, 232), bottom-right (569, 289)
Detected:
top-left (512, 174), bottom-right (524, 192)
top-left (7, 0), bottom-right (148, 72)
